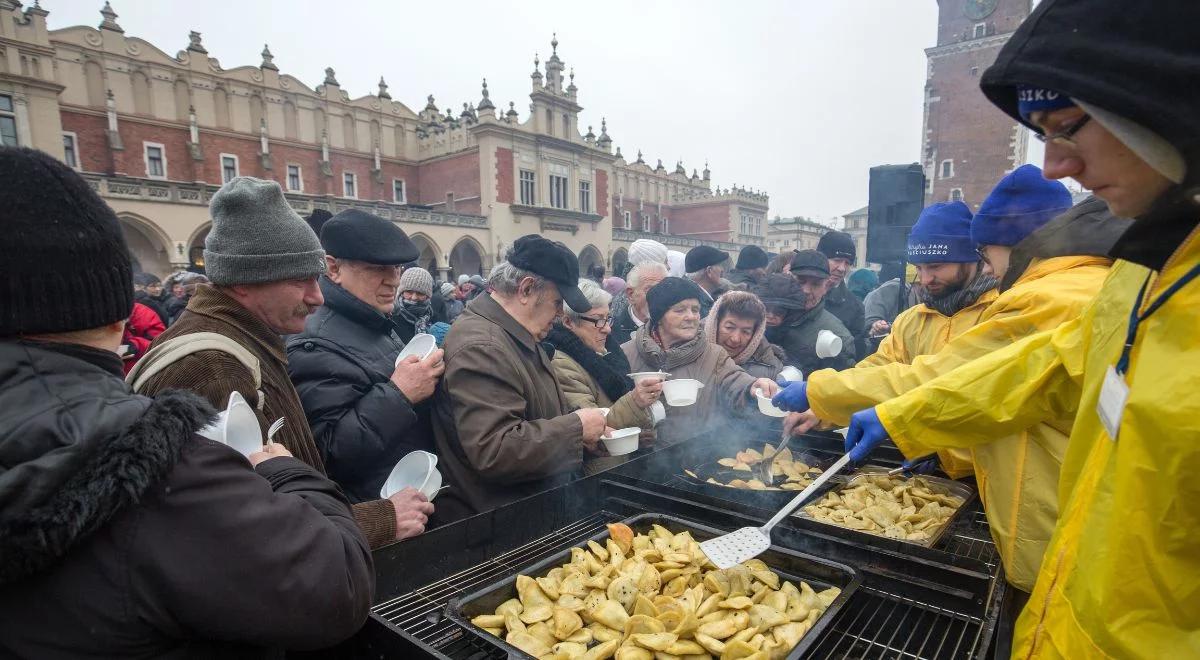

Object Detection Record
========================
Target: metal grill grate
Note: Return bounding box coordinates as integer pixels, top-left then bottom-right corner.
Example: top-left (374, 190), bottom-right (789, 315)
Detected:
top-left (938, 509), bottom-right (999, 568)
top-left (808, 585), bottom-right (986, 659)
top-left (372, 511), bottom-right (623, 659)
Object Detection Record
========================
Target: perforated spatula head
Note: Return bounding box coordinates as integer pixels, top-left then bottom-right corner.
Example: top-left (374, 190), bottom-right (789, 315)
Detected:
top-left (700, 527), bottom-right (771, 570)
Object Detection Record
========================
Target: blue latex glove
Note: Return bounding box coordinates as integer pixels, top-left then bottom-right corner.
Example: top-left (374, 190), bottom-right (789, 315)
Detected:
top-left (843, 408), bottom-right (890, 462)
top-left (899, 455), bottom-right (938, 475)
top-left (771, 379), bottom-right (809, 412)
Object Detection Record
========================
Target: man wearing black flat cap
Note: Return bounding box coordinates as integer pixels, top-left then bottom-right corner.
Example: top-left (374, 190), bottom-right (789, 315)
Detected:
top-left (684, 244), bottom-right (730, 317)
top-left (432, 235), bottom-right (611, 523)
top-left (287, 208), bottom-right (441, 534)
top-left (815, 230), bottom-right (867, 359)
top-left (727, 244), bottom-right (770, 289)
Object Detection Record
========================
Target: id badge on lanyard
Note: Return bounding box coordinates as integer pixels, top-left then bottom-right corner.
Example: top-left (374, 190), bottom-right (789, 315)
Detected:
top-left (1097, 366), bottom-right (1129, 441)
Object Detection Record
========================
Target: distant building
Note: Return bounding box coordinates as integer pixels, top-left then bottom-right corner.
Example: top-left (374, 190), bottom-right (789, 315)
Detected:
top-left (841, 205), bottom-right (868, 267)
top-left (0, 3), bottom-right (767, 278)
top-left (922, 0), bottom-right (1032, 210)
top-left (766, 216), bottom-right (830, 255)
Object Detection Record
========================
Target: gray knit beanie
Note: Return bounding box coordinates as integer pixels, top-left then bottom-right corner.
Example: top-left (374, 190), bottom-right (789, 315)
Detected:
top-left (204, 177), bottom-right (326, 285)
top-left (399, 267), bottom-right (433, 297)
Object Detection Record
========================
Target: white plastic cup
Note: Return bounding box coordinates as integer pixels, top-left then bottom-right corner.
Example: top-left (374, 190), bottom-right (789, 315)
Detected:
top-left (661, 378), bottom-right (704, 406)
top-left (753, 388), bottom-right (787, 417)
top-left (602, 427), bottom-right (641, 456)
top-left (628, 371), bottom-right (670, 384)
top-left (396, 333), bottom-right (437, 367)
top-left (778, 366), bottom-right (803, 382)
top-left (815, 329), bottom-right (843, 359)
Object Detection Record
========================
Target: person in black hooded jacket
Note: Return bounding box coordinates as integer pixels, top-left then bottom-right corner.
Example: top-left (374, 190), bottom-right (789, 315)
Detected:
top-left (0, 147), bottom-right (373, 658)
top-left (288, 210), bottom-right (444, 509)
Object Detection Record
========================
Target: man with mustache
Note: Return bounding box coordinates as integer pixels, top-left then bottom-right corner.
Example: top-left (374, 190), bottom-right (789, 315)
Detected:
top-left (132, 178), bottom-right (421, 549)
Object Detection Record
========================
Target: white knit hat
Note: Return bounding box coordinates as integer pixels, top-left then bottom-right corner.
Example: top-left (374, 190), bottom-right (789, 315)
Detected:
top-left (629, 238), bottom-right (668, 266)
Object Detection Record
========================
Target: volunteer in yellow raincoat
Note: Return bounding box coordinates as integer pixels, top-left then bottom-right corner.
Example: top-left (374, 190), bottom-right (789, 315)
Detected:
top-left (842, 1), bottom-right (1200, 654)
top-left (797, 167), bottom-right (1113, 593)
top-left (856, 200), bottom-right (998, 478)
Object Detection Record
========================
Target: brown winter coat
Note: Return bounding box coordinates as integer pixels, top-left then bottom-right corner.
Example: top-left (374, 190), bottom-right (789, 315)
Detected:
top-left (137, 285), bottom-right (397, 548)
top-left (431, 294), bottom-right (584, 523)
top-left (552, 351), bottom-right (652, 476)
top-left (623, 325), bottom-right (759, 445)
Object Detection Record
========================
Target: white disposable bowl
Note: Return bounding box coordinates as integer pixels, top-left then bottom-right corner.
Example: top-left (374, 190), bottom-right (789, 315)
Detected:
top-left (779, 366), bottom-right (803, 382)
top-left (815, 329), bottom-right (843, 359)
top-left (396, 333), bottom-right (437, 366)
top-left (380, 450), bottom-right (442, 500)
top-left (603, 427), bottom-right (641, 456)
top-left (628, 371), bottom-right (670, 384)
top-left (662, 378), bottom-right (704, 406)
top-left (754, 388), bottom-right (787, 417)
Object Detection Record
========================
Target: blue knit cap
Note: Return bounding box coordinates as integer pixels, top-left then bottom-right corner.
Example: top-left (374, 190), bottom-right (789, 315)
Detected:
top-left (971, 165), bottom-right (1073, 247)
top-left (907, 201), bottom-right (976, 264)
top-left (1016, 85), bottom-right (1074, 122)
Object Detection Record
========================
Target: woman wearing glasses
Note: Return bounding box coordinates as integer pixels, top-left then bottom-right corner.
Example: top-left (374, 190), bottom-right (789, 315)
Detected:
top-left (547, 278), bottom-right (662, 475)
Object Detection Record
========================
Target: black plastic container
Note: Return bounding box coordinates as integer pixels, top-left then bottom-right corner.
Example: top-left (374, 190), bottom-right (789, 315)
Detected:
top-left (444, 512), bottom-right (862, 660)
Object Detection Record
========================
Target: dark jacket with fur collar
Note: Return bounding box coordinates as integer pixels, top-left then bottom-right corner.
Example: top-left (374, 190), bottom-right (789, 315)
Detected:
top-left (0, 341), bottom-right (373, 658)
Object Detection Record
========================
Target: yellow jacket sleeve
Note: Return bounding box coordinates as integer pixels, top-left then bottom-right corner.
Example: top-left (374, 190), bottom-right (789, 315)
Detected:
top-left (808, 284), bottom-right (1085, 426)
top-left (877, 311), bottom-right (1091, 456)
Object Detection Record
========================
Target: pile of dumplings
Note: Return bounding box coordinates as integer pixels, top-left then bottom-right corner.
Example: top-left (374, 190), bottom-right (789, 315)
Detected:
top-left (689, 445), bottom-right (823, 492)
top-left (802, 474), bottom-right (965, 543)
top-left (470, 522), bottom-right (840, 660)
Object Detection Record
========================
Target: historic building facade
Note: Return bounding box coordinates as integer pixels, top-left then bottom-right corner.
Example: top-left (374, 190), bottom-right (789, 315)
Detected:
top-left (921, 0), bottom-right (1031, 210)
top-left (0, 2), bottom-right (768, 279)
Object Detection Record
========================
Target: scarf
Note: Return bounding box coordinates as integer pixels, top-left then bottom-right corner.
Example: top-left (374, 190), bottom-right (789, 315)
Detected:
top-left (920, 268), bottom-right (999, 317)
top-left (702, 293), bottom-right (766, 365)
top-left (394, 298), bottom-right (432, 335)
top-left (634, 324), bottom-right (707, 372)
top-left (545, 324), bottom-right (633, 402)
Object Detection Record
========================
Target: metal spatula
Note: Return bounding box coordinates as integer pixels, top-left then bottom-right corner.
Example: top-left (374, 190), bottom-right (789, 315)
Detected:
top-left (701, 453), bottom-right (851, 569)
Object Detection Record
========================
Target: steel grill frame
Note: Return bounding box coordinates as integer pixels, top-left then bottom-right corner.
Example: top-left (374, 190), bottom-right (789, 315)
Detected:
top-left (809, 586), bottom-right (987, 659)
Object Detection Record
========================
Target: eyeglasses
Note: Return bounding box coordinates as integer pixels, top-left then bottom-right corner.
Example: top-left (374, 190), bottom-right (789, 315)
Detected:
top-left (1033, 114), bottom-right (1090, 147)
top-left (577, 314), bottom-right (614, 329)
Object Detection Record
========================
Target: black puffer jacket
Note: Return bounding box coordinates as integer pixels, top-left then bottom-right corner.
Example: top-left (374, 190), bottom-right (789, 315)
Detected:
top-left (765, 302), bottom-right (857, 377)
top-left (0, 341), bottom-right (373, 658)
top-left (287, 277), bottom-right (427, 504)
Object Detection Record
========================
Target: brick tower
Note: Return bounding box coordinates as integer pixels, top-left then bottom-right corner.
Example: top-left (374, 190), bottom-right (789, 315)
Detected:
top-left (922, 0), bottom-right (1032, 210)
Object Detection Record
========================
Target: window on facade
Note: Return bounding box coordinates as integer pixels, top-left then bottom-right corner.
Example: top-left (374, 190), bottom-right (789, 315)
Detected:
top-left (578, 180), bottom-right (591, 213)
top-left (973, 23), bottom-right (987, 39)
top-left (62, 133), bottom-right (78, 169)
top-left (519, 169), bottom-right (536, 205)
top-left (623, 211), bottom-right (631, 230)
top-left (940, 159), bottom-right (954, 179)
top-left (343, 172), bottom-right (357, 198)
top-left (549, 174), bottom-right (569, 209)
top-left (949, 188), bottom-right (964, 202)
top-left (286, 164), bottom-right (302, 191)
top-left (0, 95), bottom-right (17, 147)
top-left (393, 179), bottom-right (407, 204)
top-left (661, 216), bottom-right (669, 234)
top-left (144, 143), bottom-right (166, 178)
top-left (220, 154), bottom-right (239, 184)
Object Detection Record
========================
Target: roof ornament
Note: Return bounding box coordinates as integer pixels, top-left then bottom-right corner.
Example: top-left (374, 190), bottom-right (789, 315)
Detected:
top-left (477, 77), bottom-right (495, 111)
top-left (323, 67), bottom-right (339, 86)
top-left (636, 150), bottom-right (645, 164)
top-left (99, 1), bottom-right (123, 33)
top-left (425, 94), bottom-right (438, 113)
top-left (260, 44), bottom-right (277, 70)
top-left (506, 101), bottom-right (518, 121)
top-left (377, 77), bottom-right (391, 99)
top-left (584, 125), bottom-right (595, 141)
top-left (186, 30), bottom-right (207, 53)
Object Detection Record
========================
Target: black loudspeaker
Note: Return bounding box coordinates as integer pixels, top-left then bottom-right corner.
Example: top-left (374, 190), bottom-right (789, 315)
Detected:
top-left (866, 163), bottom-right (926, 264)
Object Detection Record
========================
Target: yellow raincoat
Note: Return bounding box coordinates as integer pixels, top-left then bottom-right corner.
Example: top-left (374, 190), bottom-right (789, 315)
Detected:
top-left (875, 229), bottom-right (1200, 657)
top-left (855, 288), bottom-right (1000, 478)
top-left (809, 256), bottom-right (1112, 591)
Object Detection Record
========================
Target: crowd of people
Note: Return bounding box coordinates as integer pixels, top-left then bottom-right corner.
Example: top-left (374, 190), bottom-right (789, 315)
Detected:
top-left (0, 1), bottom-right (1195, 657)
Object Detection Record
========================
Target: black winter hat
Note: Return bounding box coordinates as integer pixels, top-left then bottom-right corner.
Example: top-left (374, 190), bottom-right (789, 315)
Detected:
top-left (133, 272), bottom-right (162, 286)
top-left (817, 230), bottom-right (856, 262)
top-left (320, 209), bottom-right (419, 265)
top-left (735, 245), bottom-right (769, 270)
top-left (507, 234), bottom-right (590, 313)
top-left (0, 147), bottom-right (133, 336)
top-left (790, 249), bottom-right (831, 279)
top-left (685, 245), bottom-right (729, 272)
top-left (306, 208), bottom-right (333, 237)
top-left (646, 277), bottom-right (706, 329)
top-left (752, 274), bottom-right (809, 311)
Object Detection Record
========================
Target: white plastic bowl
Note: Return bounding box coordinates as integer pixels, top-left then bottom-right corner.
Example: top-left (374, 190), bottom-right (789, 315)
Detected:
top-left (396, 333), bottom-right (437, 366)
top-left (662, 378), bottom-right (704, 406)
top-left (649, 401), bottom-right (667, 425)
top-left (603, 427), bottom-right (641, 456)
top-left (628, 371), bottom-right (670, 384)
top-left (753, 388), bottom-right (787, 417)
top-left (197, 391), bottom-right (264, 458)
top-left (380, 450), bottom-right (442, 500)
top-left (815, 329), bottom-right (843, 359)
top-left (778, 366), bottom-right (803, 382)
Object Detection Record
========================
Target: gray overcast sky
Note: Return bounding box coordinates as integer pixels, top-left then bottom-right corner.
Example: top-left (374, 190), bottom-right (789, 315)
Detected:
top-left (47, 0), bottom-right (963, 222)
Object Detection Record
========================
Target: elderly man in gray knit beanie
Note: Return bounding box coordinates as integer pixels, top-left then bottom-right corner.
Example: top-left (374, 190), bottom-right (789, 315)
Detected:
top-left (135, 177), bottom-right (428, 549)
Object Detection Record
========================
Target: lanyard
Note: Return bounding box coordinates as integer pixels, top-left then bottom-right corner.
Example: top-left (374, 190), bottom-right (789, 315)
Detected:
top-left (1116, 262), bottom-right (1200, 374)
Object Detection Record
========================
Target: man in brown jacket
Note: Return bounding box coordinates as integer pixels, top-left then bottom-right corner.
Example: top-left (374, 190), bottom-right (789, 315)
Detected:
top-left (135, 177), bottom-right (432, 548)
top-left (432, 235), bottom-right (610, 523)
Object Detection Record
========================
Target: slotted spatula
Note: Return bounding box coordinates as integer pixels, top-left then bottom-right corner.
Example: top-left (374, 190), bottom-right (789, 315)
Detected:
top-left (701, 453), bottom-right (851, 569)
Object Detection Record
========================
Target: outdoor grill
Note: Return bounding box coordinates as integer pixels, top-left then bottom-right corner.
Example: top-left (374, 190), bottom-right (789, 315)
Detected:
top-left (336, 429), bottom-right (1012, 659)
